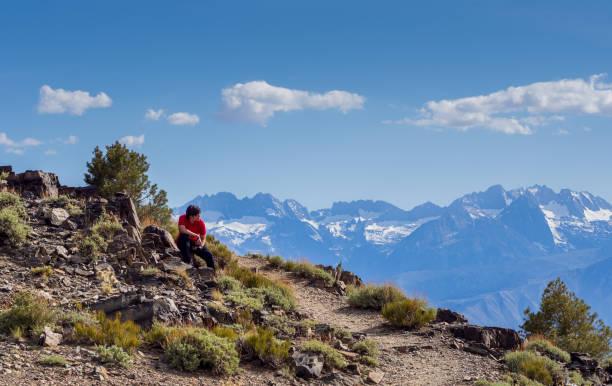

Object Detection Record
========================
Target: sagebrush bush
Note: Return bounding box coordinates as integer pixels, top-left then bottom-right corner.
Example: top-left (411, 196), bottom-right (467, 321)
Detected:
top-left (347, 283), bottom-right (407, 310)
top-left (74, 311), bottom-right (141, 353)
top-left (360, 355), bottom-right (379, 367)
top-left (381, 297), bottom-right (436, 329)
top-left (164, 328), bottom-right (239, 374)
top-left (0, 291), bottom-right (56, 336)
top-left (215, 275), bottom-right (242, 292)
top-left (96, 344), bottom-right (133, 368)
top-left (265, 315), bottom-right (297, 337)
top-left (245, 327), bottom-right (291, 367)
top-left (524, 336), bottom-right (570, 363)
top-left (504, 351), bottom-right (561, 385)
top-left (268, 255), bottom-right (284, 268)
top-left (224, 289), bottom-right (265, 310)
top-left (79, 234), bottom-right (107, 258)
top-left (0, 192), bottom-right (22, 209)
top-left (31, 266), bottom-right (53, 279)
top-left (212, 325), bottom-right (239, 342)
top-left (301, 340), bottom-right (346, 369)
top-left (352, 339), bottom-right (378, 357)
top-left (0, 206), bottom-right (31, 246)
top-left (90, 213), bottom-right (123, 240)
top-left (206, 234), bottom-right (233, 266)
top-left (38, 354), bottom-right (69, 367)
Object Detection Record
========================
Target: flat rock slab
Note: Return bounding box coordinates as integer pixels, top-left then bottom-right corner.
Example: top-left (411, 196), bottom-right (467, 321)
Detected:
top-left (367, 370), bottom-right (384, 384)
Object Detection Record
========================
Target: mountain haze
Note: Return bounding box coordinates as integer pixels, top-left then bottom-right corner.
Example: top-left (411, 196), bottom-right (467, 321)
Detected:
top-left (175, 185), bottom-right (612, 328)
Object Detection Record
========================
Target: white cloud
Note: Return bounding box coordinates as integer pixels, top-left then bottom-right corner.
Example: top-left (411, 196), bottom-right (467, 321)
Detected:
top-left (393, 74), bottom-right (612, 135)
top-left (168, 112), bottom-right (199, 125)
top-left (584, 126), bottom-right (592, 132)
top-left (44, 149), bottom-right (57, 155)
top-left (37, 85), bottom-right (112, 115)
top-left (145, 108), bottom-right (165, 120)
top-left (119, 134), bottom-right (145, 148)
top-left (0, 132), bottom-right (43, 154)
top-left (6, 148), bottom-right (24, 155)
top-left (554, 129), bottom-right (570, 136)
top-left (217, 80), bottom-right (365, 125)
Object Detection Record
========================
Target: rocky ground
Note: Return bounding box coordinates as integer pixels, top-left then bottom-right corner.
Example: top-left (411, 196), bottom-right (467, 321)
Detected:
top-left (0, 168), bottom-right (609, 385)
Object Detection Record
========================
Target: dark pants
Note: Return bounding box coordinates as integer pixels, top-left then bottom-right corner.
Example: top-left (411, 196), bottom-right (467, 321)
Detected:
top-left (177, 234), bottom-right (215, 272)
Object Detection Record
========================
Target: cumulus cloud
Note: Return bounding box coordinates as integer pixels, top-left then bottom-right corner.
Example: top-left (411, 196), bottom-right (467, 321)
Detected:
top-left (392, 74), bottom-right (612, 135)
top-left (217, 80), bottom-right (365, 125)
top-left (119, 134), bottom-right (145, 148)
top-left (37, 85), bottom-right (112, 115)
top-left (44, 149), bottom-right (57, 155)
top-left (145, 108), bottom-right (165, 120)
top-left (168, 112), bottom-right (199, 125)
top-left (1, 132), bottom-right (43, 155)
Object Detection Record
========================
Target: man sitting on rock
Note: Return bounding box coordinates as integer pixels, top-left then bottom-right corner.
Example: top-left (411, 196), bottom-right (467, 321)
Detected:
top-left (176, 205), bottom-right (215, 273)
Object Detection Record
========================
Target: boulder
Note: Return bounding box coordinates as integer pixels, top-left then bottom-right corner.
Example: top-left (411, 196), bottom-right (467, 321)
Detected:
top-left (293, 352), bottom-right (323, 379)
top-left (366, 370), bottom-right (384, 384)
top-left (449, 325), bottom-right (521, 350)
top-left (6, 170), bottom-right (60, 198)
top-left (436, 308), bottom-right (468, 324)
top-left (143, 225), bottom-right (179, 251)
top-left (568, 352), bottom-right (599, 374)
top-left (89, 293), bottom-right (180, 327)
top-left (39, 326), bottom-right (62, 347)
top-left (48, 208), bottom-right (69, 226)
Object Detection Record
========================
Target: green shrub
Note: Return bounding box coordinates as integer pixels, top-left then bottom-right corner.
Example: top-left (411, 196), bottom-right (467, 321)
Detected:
top-left (57, 311), bottom-right (97, 326)
top-left (66, 203), bottom-right (83, 216)
top-left (252, 286), bottom-right (296, 312)
top-left (0, 291), bottom-right (56, 336)
top-left (301, 340), bottom-right (346, 369)
top-left (245, 327), bottom-right (291, 367)
top-left (524, 337), bottom-right (570, 362)
top-left (212, 325), bottom-right (239, 342)
top-left (265, 315), bottom-right (296, 337)
top-left (30, 266), bottom-right (53, 278)
top-left (140, 267), bottom-right (160, 276)
top-left (0, 171), bottom-right (8, 183)
top-left (347, 284), bottom-right (407, 310)
top-left (603, 356), bottom-right (612, 371)
top-left (74, 311), bottom-right (141, 353)
top-left (0, 206), bottom-right (31, 246)
top-left (38, 354), bottom-right (68, 367)
top-left (96, 344), bottom-right (133, 368)
top-left (291, 262), bottom-right (335, 285)
top-left (504, 351), bottom-right (561, 385)
top-left (568, 370), bottom-right (592, 386)
top-left (79, 233), bottom-right (107, 258)
top-left (360, 355), bottom-right (379, 367)
top-left (0, 192), bottom-right (21, 209)
top-left (216, 275), bottom-right (242, 292)
top-left (352, 339), bottom-right (378, 357)
top-left (143, 322), bottom-right (175, 348)
top-left (164, 328), bottom-right (239, 374)
top-left (224, 289), bottom-right (264, 310)
top-left (90, 213), bottom-right (123, 240)
top-left (381, 298), bottom-right (436, 329)
top-left (268, 255), bottom-right (284, 268)
top-left (206, 234), bottom-right (234, 266)
top-left (42, 195), bottom-right (78, 206)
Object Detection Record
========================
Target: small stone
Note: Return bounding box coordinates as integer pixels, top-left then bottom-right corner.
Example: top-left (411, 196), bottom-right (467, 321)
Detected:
top-left (366, 370), bottom-right (384, 384)
top-left (49, 208), bottom-right (70, 226)
top-left (39, 326), bottom-right (62, 347)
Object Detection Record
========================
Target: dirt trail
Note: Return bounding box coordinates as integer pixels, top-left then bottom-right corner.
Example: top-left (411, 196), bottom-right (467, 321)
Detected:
top-left (237, 255), bottom-right (505, 385)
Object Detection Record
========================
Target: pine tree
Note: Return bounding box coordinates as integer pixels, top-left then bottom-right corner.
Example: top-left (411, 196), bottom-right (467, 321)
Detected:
top-left (84, 141), bottom-right (172, 228)
top-left (521, 278), bottom-right (612, 359)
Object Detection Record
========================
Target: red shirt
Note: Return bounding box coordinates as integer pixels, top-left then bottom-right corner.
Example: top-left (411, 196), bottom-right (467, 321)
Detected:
top-left (177, 214), bottom-right (206, 243)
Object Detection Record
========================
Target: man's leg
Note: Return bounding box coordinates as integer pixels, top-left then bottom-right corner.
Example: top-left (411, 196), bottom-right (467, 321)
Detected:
top-left (176, 234), bottom-right (194, 264)
top-left (194, 245), bottom-right (215, 272)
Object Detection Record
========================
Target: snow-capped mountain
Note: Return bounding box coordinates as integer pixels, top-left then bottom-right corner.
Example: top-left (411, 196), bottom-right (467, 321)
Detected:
top-left (175, 185), bottom-right (612, 329)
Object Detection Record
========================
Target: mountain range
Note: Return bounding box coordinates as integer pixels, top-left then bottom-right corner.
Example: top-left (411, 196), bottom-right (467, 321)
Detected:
top-left (174, 185), bottom-right (612, 329)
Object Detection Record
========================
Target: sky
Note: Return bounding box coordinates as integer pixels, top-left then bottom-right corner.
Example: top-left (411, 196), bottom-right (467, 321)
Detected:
top-left (2, 1), bottom-right (612, 211)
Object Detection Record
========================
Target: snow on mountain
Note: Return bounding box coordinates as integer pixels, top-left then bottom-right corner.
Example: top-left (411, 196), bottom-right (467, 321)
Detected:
top-left (174, 186), bottom-right (612, 328)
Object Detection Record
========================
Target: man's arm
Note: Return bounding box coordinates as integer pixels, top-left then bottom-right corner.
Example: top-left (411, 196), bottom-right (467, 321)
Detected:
top-left (179, 225), bottom-right (200, 239)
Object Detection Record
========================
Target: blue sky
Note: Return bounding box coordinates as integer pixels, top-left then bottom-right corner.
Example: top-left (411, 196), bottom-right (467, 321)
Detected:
top-left (2, 1), bottom-right (612, 210)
